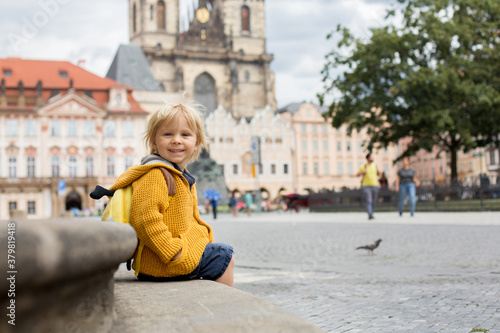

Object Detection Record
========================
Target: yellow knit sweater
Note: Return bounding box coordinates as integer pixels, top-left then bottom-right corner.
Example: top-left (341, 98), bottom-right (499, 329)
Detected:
top-left (109, 162), bottom-right (214, 277)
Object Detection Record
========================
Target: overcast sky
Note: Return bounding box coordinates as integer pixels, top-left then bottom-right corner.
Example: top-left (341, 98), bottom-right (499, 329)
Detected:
top-left (0, 0), bottom-right (398, 108)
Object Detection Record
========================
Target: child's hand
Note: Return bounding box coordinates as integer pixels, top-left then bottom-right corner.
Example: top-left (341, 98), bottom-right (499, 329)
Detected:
top-left (172, 249), bottom-right (182, 261)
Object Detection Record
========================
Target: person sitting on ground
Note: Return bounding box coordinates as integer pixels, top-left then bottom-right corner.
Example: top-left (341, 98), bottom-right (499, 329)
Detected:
top-left (107, 100), bottom-right (235, 286)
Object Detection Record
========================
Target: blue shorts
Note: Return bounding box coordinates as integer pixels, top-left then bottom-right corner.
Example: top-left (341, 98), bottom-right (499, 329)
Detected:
top-left (138, 243), bottom-right (234, 282)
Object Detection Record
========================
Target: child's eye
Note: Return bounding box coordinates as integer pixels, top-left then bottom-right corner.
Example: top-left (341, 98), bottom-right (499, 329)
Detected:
top-left (182, 133), bottom-right (192, 137)
top-left (163, 132), bottom-right (172, 136)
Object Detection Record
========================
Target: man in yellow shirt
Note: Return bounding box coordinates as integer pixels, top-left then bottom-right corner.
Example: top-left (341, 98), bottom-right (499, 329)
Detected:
top-left (356, 153), bottom-right (382, 220)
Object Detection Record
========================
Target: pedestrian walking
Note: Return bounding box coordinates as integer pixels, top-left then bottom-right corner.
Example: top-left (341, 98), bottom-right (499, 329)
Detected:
top-left (244, 192), bottom-right (253, 216)
top-left (395, 156), bottom-right (420, 216)
top-left (228, 191), bottom-right (238, 217)
top-left (211, 198), bottom-right (218, 219)
top-left (356, 153), bottom-right (382, 220)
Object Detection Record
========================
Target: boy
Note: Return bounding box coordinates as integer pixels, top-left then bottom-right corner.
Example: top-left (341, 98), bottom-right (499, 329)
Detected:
top-left (108, 101), bottom-right (234, 286)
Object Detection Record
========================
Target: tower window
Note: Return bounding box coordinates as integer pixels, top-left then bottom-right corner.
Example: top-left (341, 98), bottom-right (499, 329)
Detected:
top-left (150, 4), bottom-right (154, 20)
top-left (241, 5), bottom-right (250, 32)
top-left (157, 0), bottom-right (166, 30)
top-left (133, 3), bottom-right (137, 33)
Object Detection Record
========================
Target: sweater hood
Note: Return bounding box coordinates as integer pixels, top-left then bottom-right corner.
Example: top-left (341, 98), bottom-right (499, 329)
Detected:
top-left (109, 154), bottom-right (181, 191)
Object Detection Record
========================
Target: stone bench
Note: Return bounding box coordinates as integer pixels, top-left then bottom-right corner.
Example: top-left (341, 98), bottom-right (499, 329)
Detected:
top-left (112, 266), bottom-right (324, 333)
top-left (0, 218), bottom-right (323, 333)
top-left (0, 218), bottom-right (137, 333)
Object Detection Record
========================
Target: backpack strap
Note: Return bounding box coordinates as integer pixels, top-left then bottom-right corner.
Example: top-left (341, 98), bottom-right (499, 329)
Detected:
top-left (159, 167), bottom-right (176, 196)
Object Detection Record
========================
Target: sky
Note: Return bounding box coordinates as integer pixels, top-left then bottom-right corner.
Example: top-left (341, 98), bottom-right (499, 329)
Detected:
top-left (0, 0), bottom-right (398, 108)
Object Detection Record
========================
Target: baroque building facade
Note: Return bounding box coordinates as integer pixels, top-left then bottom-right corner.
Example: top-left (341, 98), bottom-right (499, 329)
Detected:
top-left (0, 58), bottom-right (148, 220)
top-left (129, 0), bottom-right (276, 118)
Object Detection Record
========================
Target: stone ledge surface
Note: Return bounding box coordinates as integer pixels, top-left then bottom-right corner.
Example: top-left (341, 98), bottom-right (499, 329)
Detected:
top-left (112, 266), bottom-right (325, 333)
top-left (0, 218), bottom-right (137, 291)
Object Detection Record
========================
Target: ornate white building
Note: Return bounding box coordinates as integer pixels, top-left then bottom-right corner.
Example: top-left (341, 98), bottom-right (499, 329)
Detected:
top-left (205, 105), bottom-right (295, 199)
top-left (0, 58), bottom-right (148, 220)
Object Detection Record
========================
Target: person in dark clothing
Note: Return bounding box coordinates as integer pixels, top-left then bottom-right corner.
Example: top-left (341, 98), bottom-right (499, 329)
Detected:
top-left (395, 157), bottom-right (420, 216)
top-left (211, 198), bottom-right (218, 219)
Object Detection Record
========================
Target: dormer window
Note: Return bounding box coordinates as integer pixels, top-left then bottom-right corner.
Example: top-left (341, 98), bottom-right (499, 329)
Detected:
top-left (3, 69), bottom-right (12, 76)
top-left (59, 70), bottom-right (68, 78)
top-left (108, 87), bottom-right (130, 111)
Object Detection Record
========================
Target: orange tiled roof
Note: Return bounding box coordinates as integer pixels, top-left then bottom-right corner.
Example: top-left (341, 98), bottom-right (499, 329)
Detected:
top-left (0, 57), bottom-right (147, 113)
top-left (0, 57), bottom-right (118, 90)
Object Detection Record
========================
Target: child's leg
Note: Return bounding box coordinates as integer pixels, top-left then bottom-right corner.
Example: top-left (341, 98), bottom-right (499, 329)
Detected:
top-left (216, 255), bottom-right (234, 287)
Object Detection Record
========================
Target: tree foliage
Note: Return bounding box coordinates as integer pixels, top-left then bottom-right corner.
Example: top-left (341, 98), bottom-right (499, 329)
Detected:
top-left (318, 0), bottom-right (500, 180)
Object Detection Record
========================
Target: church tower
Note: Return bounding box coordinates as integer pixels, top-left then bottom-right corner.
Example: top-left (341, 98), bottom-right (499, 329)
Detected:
top-left (128, 0), bottom-right (276, 118)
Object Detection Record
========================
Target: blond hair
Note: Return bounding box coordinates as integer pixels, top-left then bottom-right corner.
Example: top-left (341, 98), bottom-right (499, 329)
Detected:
top-left (144, 100), bottom-right (208, 164)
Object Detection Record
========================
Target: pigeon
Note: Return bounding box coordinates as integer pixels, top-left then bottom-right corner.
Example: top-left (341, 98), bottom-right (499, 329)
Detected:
top-left (356, 239), bottom-right (382, 255)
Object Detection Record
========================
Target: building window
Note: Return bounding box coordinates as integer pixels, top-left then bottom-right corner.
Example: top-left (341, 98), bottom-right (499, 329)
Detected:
top-left (301, 124), bottom-right (307, 133)
top-left (324, 162), bottom-right (329, 175)
top-left (270, 163), bottom-right (277, 175)
top-left (322, 124), bottom-right (328, 133)
top-left (26, 119), bottom-right (36, 136)
top-left (68, 120), bottom-right (77, 137)
top-left (8, 157), bottom-right (16, 178)
top-left (150, 4), bottom-right (154, 20)
top-left (84, 120), bottom-right (94, 137)
top-left (132, 3), bottom-right (137, 33)
top-left (312, 124), bottom-right (318, 133)
top-left (69, 155), bottom-right (77, 177)
top-left (27, 157), bottom-right (35, 177)
top-left (258, 163), bottom-right (263, 175)
top-left (323, 140), bottom-right (328, 152)
top-left (357, 141), bottom-right (363, 152)
top-left (52, 156), bottom-right (60, 177)
top-left (302, 140), bottom-right (307, 152)
top-left (125, 156), bottom-right (134, 170)
top-left (105, 121), bottom-right (115, 137)
top-left (9, 202), bottom-right (17, 211)
top-left (27, 201), bottom-right (36, 215)
top-left (157, 0), bottom-right (166, 30)
top-left (337, 162), bottom-right (343, 175)
top-left (123, 121), bottom-right (133, 138)
top-left (347, 141), bottom-right (351, 152)
top-left (347, 162), bottom-right (353, 175)
top-left (86, 157), bottom-right (94, 177)
top-left (232, 163), bottom-right (239, 175)
top-left (241, 5), bottom-right (250, 32)
top-left (337, 142), bottom-right (342, 152)
top-left (107, 156), bottom-right (115, 177)
top-left (283, 163), bottom-right (289, 175)
top-left (7, 119), bottom-right (18, 136)
top-left (313, 140), bottom-right (318, 152)
top-left (314, 162), bottom-right (319, 175)
top-left (302, 162), bottom-right (308, 175)
top-left (51, 119), bottom-right (60, 136)
top-left (218, 164), bottom-right (225, 176)
top-left (3, 69), bottom-right (12, 76)
top-left (489, 149), bottom-right (496, 165)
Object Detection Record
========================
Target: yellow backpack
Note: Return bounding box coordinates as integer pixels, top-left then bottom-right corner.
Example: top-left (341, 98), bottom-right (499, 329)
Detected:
top-left (90, 167), bottom-right (176, 275)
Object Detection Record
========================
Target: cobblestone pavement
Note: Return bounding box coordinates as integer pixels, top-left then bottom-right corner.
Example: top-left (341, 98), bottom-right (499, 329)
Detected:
top-left (207, 211), bottom-right (500, 333)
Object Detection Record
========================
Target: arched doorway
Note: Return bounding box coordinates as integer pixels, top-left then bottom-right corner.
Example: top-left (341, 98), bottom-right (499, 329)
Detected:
top-left (194, 72), bottom-right (217, 116)
top-left (65, 192), bottom-right (82, 211)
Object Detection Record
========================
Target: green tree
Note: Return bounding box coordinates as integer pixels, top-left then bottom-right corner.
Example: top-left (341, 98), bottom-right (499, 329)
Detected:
top-left (318, 0), bottom-right (500, 181)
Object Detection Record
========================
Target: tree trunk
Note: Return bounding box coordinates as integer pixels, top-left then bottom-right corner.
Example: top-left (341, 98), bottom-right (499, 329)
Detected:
top-left (450, 148), bottom-right (458, 183)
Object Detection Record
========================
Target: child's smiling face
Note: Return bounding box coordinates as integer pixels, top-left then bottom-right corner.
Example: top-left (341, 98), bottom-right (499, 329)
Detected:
top-left (153, 114), bottom-right (199, 170)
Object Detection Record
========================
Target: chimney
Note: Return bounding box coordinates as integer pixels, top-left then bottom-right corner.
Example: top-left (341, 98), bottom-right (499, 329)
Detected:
top-left (0, 79), bottom-right (6, 107)
top-left (36, 80), bottom-right (43, 106)
top-left (18, 80), bottom-right (25, 107)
